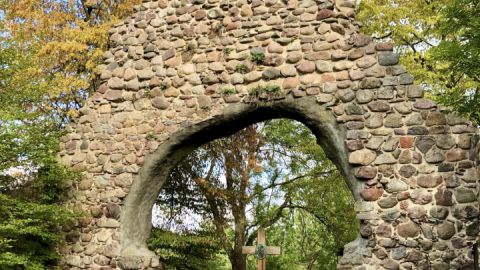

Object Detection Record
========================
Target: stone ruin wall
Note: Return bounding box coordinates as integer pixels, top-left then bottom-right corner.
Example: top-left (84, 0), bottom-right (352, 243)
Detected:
top-left (59, 0), bottom-right (480, 269)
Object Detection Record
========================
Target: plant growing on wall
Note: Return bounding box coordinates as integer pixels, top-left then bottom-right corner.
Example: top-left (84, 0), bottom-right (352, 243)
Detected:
top-left (251, 51), bottom-right (265, 64)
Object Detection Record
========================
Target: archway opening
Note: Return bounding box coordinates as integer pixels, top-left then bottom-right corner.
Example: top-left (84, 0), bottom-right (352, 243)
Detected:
top-left (120, 97), bottom-right (364, 267)
top-left (150, 118), bottom-right (359, 269)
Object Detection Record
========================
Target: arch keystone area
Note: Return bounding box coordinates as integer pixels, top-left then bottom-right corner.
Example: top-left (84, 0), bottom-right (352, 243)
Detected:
top-left (60, 0), bottom-right (480, 269)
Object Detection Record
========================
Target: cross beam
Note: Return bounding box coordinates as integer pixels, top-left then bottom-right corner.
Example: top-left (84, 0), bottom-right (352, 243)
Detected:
top-left (242, 228), bottom-right (281, 270)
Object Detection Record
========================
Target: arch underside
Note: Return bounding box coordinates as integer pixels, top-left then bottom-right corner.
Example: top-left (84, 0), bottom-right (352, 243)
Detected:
top-left (120, 96), bottom-right (359, 258)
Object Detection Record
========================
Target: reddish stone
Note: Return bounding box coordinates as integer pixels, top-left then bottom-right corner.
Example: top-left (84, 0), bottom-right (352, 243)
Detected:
top-left (353, 34), bottom-right (372, 47)
top-left (405, 250), bottom-right (423, 261)
top-left (296, 61), bottom-right (316, 73)
top-left (78, 216), bottom-right (92, 227)
top-left (346, 140), bottom-right (363, 151)
top-left (317, 9), bottom-right (334, 20)
top-left (194, 10), bottom-right (207, 20)
top-left (282, 77), bottom-right (300, 89)
top-left (399, 165), bottom-right (416, 178)
top-left (322, 73), bottom-right (336, 82)
top-left (355, 166), bottom-right (378, 179)
top-left (399, 136), bottom-right (415, 148)
top-left (434, 189), bottom-right (453, 206)
top-left (264, 55), bottom-right (284, 66)
top-left (374, 248), bottom-right (388, 259)
top-left (360, 223), bottom-right (373, 237)
top-left (165, 15), bottom-right (177, 24)
top-left (397, 220), bottom-right (420, 238)
top-left (150, 77), bottom-right (161, 88)
top-left (336, 71), bottom-right (350, 81)
top-left (375, 223), bottom-right (392, 237)
top-left (416, 175), bottom-right (443, 188)
top-left (375, 42), bottom-right (394, 51)
top-left (78, 179), bottom-right (92, 190)
top-left (407, 205), bottom-right (426, 219)
top-left (205, 85), bottom-right (218, 95)
top-left (304, 52), bottom-right (330, 61)
top-left (397, 191), bottom-right (410, 201)
top-left (446, 148), bottom-right (468, 162)
top-left (98, 83), bottom-right (108, 94)
top-left (105, 203), bottom-right (121, 220)
top-left (451, 237), bottom-right (466, 249)
top-left (361, 188), bottom-right (384, 201)
top-left (104, 90), bottom-right (123, 101)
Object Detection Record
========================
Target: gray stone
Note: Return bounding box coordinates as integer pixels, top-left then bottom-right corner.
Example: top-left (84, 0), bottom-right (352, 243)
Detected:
top-left (380, 209), bottom-right (401, 221)
top-left (425, 147), bottom-right (446, 163)
top-left (399, 73), bottom-right (414, 85)
top-left (368, 101), bottom-right (390, 112)
top-left (410, 189), bottom-right (432, 205)
top-left (338, 89), bottom-right (355, 102)
top-left (360, 77), bottom-right (382, 89)
top-left (316, 61), bottom-right (332, 72)
top-left (437, 221), bottom-right (455, 240)
top-left (66, 255), bottom-right (81, 267)
top-left (378, 197), bottom-right (397, 208)
top-left (356, 90), bottom-right (374, 103)
top-left (436, 135), bottom-right (455, 149)
top-left (386, 179), bottom-right (409, 193)
top-left (262, 68), bottom-right (281, 80)
top-left (374, 153), bottom-right (397, 164)
top-left (384, 114), bottom-right (403, 128)
top-left (415, 136), bottom-right (435, 153)
top-left (391, 246), bottom-right (406, 260)
top-left (430, 206), bottom-right (449, 219)
top-left (378, 52), bottom-right (400, 66)
top-left (345, 103), bottom-right (364, 115)
top-left (454, 187), bottom-right (476, 203)
top-left (365, 113), bottom-right (383, 128)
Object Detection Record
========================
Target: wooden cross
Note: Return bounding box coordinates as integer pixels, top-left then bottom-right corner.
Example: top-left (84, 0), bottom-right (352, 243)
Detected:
top-left (242, 227), bottom-right (281, 270)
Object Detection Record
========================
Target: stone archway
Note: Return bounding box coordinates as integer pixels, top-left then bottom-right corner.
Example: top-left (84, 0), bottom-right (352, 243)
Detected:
top-left (59, 0), bottom-right (480, 269)
top-left (120, 97), bottom-right (359, 260)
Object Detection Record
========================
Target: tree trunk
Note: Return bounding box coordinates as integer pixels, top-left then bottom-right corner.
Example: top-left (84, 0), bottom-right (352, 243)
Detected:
top-left (230, 204), bottom-right (247, 270)
top-left (230, 249), bottom-right (247, 270)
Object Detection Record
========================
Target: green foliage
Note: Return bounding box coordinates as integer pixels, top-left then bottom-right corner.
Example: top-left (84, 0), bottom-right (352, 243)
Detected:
top-left (246, 119), bottom-right (358, 269)
top-left (214, 22), bottom-right (223, 33)
top-left (251, 51), bottom-right (265, 64)
top-left (223, 47), bottom-right (234, 55)
top-left (0, 194), bottom-right (77, 269)
top-left (220, 87), bottom-right (237, 95)
top-left (185, 43), bottom-right (196, 51)
top-left (235, 63), bottom-right (248, 74)
top-left (358, 0), bottom-right (480, 122)
top-left (430, 0), bottom-right (480, 120)
top-left (249, 85), bottom-right (281, 95)
top-left (155, 119), bottom-right (358, 269)
top-left (148, 229), bottom-right (228, 270)
top-left (248, 85), bottom-right (282, 102)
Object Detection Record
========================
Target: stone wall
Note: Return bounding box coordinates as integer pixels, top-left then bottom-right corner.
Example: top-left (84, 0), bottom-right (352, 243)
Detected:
top-left (59, 0), bottom-right (480, 269)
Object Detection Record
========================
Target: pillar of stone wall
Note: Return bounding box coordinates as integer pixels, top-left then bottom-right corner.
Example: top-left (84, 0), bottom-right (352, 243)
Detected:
top-left (58, 0), bottom-right (480, 269)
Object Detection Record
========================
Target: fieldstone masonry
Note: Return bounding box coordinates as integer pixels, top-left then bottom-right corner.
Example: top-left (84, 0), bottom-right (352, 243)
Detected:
top-left (59, 0), bottom-right (480, 269)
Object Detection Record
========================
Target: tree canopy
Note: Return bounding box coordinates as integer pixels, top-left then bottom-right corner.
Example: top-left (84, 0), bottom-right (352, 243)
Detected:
top-left (0, 0), bottom-right (138, 268)
top-left (358, 0), bottom-right (480, 121)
